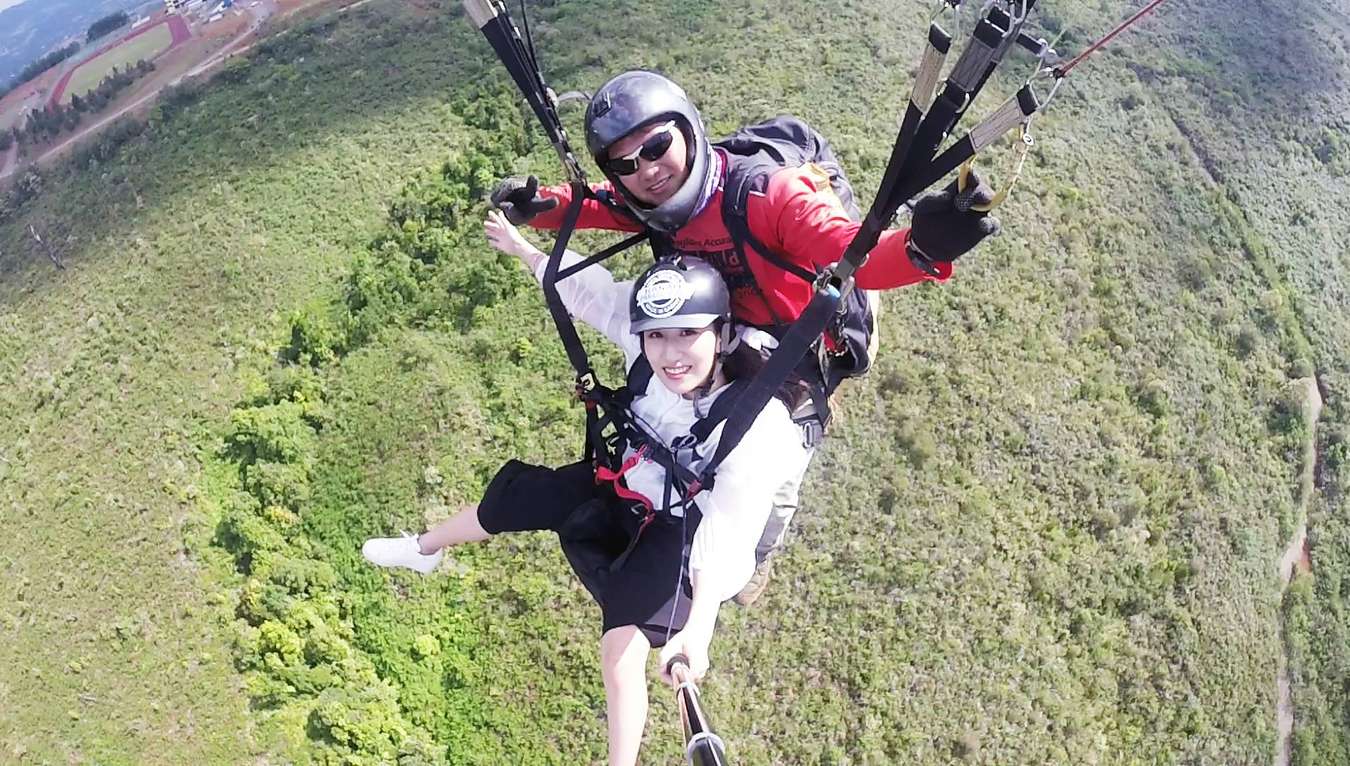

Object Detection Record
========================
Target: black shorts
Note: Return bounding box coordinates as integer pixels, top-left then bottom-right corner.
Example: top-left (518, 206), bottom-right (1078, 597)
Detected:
top-left (477, 459), bottom-right (697, 647)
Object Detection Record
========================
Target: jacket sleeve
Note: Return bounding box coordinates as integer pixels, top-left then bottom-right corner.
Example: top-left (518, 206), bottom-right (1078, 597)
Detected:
top-left (752, 167), bottom-right (954, 288)
top-left (529, 180), bottom-right (648, 234)
top-left (529, 250), bottom-right (641, 363)
top-left (687, 400), bottom-right (809, 602)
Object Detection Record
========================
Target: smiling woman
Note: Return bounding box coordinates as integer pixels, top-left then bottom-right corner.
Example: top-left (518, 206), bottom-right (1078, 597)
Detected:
top-left (361, 211), bottom-right (810, 766)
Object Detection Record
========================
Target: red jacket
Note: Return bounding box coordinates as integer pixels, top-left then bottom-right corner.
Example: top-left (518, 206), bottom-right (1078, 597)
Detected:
top-left (530, 150), bottom-right (951, 328)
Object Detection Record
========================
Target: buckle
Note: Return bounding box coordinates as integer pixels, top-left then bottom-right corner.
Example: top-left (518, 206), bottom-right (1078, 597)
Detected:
top-left (799, 419), bottom-right (824, 449)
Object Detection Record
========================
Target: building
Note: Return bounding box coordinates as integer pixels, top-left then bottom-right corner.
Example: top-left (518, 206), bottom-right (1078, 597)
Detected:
top-left (164, 0), bottom-right (183, 12)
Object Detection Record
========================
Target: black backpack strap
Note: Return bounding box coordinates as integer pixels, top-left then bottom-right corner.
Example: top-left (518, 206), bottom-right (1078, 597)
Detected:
top-left (715, 176), bottom-right (797, 328)
top-left (688, 379), bottom-right (749, 445)
top-left (720, 178), bottom-right (817, 284)
top-left (625, 356), bottom-right (654, 397)
top-left (648, 230), bottom-right (676, 260)
top-left (716, 115), bottom-right (856, 284)
top-left (699, 291), bottom-right (842, 481)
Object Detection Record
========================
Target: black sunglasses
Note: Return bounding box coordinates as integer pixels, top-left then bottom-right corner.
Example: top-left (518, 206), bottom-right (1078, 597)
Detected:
top-left (603, 121), bottom-right (678, 176)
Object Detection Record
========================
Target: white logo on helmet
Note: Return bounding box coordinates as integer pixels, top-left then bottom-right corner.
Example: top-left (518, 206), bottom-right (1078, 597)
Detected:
top-left (635, 270), bottom-right (696, 319)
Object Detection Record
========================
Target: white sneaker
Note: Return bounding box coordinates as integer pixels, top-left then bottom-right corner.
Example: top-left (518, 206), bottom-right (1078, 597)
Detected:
top-left (362, 533), bottom-right (444, 574)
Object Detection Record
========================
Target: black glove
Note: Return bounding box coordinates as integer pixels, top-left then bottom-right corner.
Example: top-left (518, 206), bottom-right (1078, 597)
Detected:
top-left (908, 170), bottom-right (1002, 270)
top-left (490, 175), bottom-right (559, 225)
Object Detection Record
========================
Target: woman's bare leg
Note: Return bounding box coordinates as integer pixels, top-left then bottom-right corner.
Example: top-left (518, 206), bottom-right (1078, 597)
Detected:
top-left (417, 504), bottom-right (490, 553)
top-left (600, 625), bottom-right (651, 766)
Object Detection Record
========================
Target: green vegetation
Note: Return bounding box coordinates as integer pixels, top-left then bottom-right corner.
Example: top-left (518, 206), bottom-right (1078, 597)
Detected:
top-left (12, 60), bottom-right (156, 146)
top-left (63, 24), bottom-right (171, 104)
top-left (20, 42), bottom-right (81, 86)
top-left (87, 10), bottom-right (132, 43)
top-left (0, 42), bottom-right (80, 101)
top-left (1, 0), bottom-right (1347, 763)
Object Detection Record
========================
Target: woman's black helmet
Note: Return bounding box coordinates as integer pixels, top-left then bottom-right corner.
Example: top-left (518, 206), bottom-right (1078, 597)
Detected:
top-left (585, 71), bottom-right (714, 233)
top-left (629, 257), bottom-right (731, 334)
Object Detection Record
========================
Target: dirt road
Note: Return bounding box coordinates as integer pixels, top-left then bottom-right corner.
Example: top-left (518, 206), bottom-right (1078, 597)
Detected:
top-left (1273, 377), bottom-right (1322, 766)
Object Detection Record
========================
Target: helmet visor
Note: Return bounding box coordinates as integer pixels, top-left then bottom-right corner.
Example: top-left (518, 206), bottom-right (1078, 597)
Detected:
top-left (630, 314), bottom-right (721, 334)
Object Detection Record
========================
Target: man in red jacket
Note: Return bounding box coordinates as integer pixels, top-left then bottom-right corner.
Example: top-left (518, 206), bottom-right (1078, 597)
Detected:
top-left (493, 70), bottom-right (999, 603)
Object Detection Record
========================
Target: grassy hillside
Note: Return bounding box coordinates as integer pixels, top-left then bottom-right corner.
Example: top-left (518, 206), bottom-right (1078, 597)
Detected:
top-left (1, 0), bottom-right (1347, 763)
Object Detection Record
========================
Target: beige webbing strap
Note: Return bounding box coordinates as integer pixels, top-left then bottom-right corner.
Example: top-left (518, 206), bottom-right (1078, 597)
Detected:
top-left (958, 122), bottom-right (1033, 213)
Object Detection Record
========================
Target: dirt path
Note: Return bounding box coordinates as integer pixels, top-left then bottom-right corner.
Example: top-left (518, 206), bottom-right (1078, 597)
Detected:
top-left (0, 141), bottom-right (17, 179)
top-left (1274, 377), bottom-right (1322, 766)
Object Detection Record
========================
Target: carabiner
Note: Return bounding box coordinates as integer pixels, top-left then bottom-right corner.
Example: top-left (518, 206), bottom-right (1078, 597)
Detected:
top-left (957, 120), bottom-right (1034, 212)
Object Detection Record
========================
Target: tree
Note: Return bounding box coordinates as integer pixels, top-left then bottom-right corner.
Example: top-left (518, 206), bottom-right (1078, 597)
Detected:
top-left (15, 43), bottom-right (81, 86)
top-left (87, 11), bottom-right (131, 43)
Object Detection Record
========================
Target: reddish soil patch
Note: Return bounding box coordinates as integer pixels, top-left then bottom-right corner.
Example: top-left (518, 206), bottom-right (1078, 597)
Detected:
top-left (0, 66), bottom-right (64, 126)
top-left (48, 14), bottom-right (193, 107)
top-left (1296, 537), bottom-right (1312, 575)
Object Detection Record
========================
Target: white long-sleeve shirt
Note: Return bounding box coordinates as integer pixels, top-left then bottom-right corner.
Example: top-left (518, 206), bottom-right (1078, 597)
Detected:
top-left (531, 252), bottom-right (810, 602)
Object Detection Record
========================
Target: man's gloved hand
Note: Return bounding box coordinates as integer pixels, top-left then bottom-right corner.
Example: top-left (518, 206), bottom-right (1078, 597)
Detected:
top-left (907, 170), bottom-right (1002, 269)
top-left (490, 175), bottom-right (558, 225)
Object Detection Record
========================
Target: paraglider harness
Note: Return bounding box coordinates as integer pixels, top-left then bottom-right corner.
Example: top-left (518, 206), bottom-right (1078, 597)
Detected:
top-left (633, 115), bottom-right (878, 438)
top-left (462, 0), bottom-right (1173, 509)
top-left (463, 0), bottom-right (1172, 758)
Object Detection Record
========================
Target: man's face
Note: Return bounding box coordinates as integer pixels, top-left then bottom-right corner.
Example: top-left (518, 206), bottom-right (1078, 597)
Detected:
top-left (606, 120), bottom-right (690, 206)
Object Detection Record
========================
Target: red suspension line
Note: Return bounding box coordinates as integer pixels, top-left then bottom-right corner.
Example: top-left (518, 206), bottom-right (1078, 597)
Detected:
top-left (1055, 0), bottom-right (1171, 77)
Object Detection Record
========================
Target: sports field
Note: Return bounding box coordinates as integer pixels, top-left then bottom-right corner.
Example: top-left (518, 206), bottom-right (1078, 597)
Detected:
top-left (59, 21), bottom-right (181, 104)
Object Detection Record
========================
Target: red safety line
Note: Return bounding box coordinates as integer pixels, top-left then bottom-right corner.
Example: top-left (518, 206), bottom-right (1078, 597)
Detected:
top-left (1055, 0), bottom-right (1170, 77)
top-left (595, 444), bottom-right (654, 511)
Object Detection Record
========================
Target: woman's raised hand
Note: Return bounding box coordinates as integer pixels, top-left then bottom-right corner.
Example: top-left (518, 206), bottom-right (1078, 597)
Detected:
top-left (484, 209), bottom-right (543, 264)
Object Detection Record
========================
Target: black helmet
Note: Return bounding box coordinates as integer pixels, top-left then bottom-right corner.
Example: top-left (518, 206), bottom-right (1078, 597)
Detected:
top-left (630, 257), bottom-right (730, 334)
top-left (585, 70), bottom-right (714, 233)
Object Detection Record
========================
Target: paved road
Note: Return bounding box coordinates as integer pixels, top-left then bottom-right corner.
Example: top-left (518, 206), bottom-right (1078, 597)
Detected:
top-left (1, 2), bottom-right (276, 180)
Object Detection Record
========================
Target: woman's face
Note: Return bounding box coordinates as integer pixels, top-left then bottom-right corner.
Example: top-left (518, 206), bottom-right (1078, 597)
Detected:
top-left (641, 325), bottom-right (719, 397)
top-left (607, 121), bottom-right (690, 206)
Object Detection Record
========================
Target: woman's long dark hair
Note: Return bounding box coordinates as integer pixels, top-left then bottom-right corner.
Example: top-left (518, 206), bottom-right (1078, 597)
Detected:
top-left (720, 335), bottom-right (812, 414)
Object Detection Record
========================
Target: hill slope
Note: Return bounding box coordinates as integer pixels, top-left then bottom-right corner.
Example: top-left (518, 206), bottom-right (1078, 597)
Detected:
top-left (1, 0), bottom-right (1347, 763)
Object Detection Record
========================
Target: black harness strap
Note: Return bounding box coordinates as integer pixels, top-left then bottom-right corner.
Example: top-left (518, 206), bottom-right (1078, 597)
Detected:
top-left (884, 4), bottom-right (1037, 211)
top-left (556, 230), bottom-right (651, 281)
top-left (693, 2), bottom-right (1038, 481)
top-left (700, 290), bottom-right (843, 479)
top-left (467, 0), bottom-right (1041, 502)
top-left (465, 0), bottom-right (583, 179)
top-left (721, 185), bottom-right (817, 284)
top-left (620, 355), bottom-right (749, 497)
